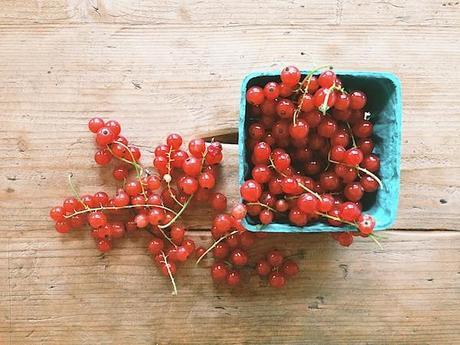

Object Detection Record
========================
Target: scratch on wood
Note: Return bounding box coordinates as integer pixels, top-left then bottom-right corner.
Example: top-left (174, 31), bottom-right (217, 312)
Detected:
top-left (339, 264), bottom-right (348, 279)
top-left (335, 0), bottom-right (343, 25)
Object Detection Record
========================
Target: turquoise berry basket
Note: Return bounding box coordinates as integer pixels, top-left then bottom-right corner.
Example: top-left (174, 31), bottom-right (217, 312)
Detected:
top-left (238, 70), bottom-right (402, 233)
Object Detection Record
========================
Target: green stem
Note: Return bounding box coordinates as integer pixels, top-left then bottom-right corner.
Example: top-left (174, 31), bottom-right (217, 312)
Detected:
top-left (160, 251), bottom-right (178, 296)
top-left (158, 195), bottom-right (193, 229)
top-left (195, 230), bottom-right (239, 265)
top-left (316, 211), bottom-right (357, 227)
top-left (67, 173), bottom-right (89, 209)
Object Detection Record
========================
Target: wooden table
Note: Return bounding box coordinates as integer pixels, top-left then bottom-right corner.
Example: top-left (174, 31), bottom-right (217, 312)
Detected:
top-left (0, 1), bottom-right (459, 344)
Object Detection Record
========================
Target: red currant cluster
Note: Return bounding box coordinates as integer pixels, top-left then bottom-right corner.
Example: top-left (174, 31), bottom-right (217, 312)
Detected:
top-left (50, 118), bottom-right (228, 294)
top-left (243, 66), bottom-right (381, 246)
top-left (50, 118), bottom-right (299, 293)
top-left (196, 203), bottom-right (299, 288)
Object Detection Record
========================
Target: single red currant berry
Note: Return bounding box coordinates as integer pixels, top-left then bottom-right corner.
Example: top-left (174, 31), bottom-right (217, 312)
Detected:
top-left (288, 208), bottom-right (308, 226)
top-left (96, 127), bottom-right (116, 146)
top-left (267, 249), bottom-right (284, 267)
top-left (147, 238), bottom-right (164, 255)
top-left (358, 138), bottom-right (375, 156)
top-left (276, 99), bottom-right (295, 119)
top-left (246, 86), bottom-right (265, 106)
top-left (230, 248), bottom-right (248, 266)
top-left (320, 172), bottom-right (341, 192)
top-left (313, 87), bottom-right (337, 109)
top-left (124, 180), bottom-right (142, 196)
top-left (88, 211), bottom-right (107, 228)
top-left (231, 203), bottom-right (247, 220)
top-left (88, 117), bottom-right (105, 133)
top-left (198, 171), bottom-right (216, 189)
top-left (188, 138), bottom-right (206, 158)
top-left (282, 260), bottom-right (299, 277)
top-left (178, 176), bottom-right (199, 195)
top-left (146, 175), bottom-right (161, 191)
top-left (252, 141), bottom-right (271, 164)
top-left (357, 214), bottom-right (376, 235)
top-left (334, 93), bottom-right (350, 110)
top-left (271, 120), bottom-right (290, 140)
top-left (353, 120), bottom-right (373, 138)
top-left (70, 214), bottom-right (86, 229)
top-left (194, 187), bottom-right (211, 203)
top-left (263, 81), bottom-right (280, 100)
top-left (226, 270), bottom-right (241, 286)
top-left (279, 83), bottom-right (294, 97)
top-left (274, 199), bottom-right (289, 212)
top-left (360, 175), bottom-right (379, 192)
top-left (300, 93), bottom-right (315, 112)
top-left (248, 123), bottom-right (265, 140)
top-left (269, 272), bottom-right (286, 288)
top-left (344, 182), bottom-right (365, 202)
top-left (210, 192), bottom-right (227, 212)
top-left (93, 191), bottom-right (109, 207)
top-left (110, 222), bottom-right (125, 238)
top-left (339, 202), bottom-right (361, 222)
top-left (94, 148), bottom-right (112, 165)
top-left (330, 145), bottom-right (346, 162)
top-left (161, 262), bottom-right (177, 276)
top-left (213, 214), bottom-right (233, 235)
top-left (297, 193), bottom-right (318, 214)
top-left (303, 110), bottom-right (322, 128)
top-left (337, 232), bottom-right (354, 247)
top-left (252, 164), bottom-right (272, 184)
top-left (105, 120), bottom-right (121, 137)
top-left (256, 259), bottom-right (271, 276)
top-left (318, 69), bottom-right (337, 88)
top-left (50, 206), bottom-right (65, 222)
top-left (331, 131), bottom-right (350, 147)
top-left (318, 194), bottom-right (335, 212)
top-left (170, 225), bottom-right (185, 245)
top-left (350, 91), bottom-right (367, 110)
top-left (175, 246), bottom-right (189, 262)
top-left (361, 154), bottom-right (380, 172)
top-left (166, 133), bottom-right (183, 150)
top-left (280, 66), bottom-right (301, 87)
top-left (182, 157), bottom-right (202, 177)
top-left (183, 239), bottom-right (196, 254)
top-left (55, 220), bottom-right (71, 233)
top-left (344, 148), bottom-right (364, 166)
top-left (317, 116), bottom-right (337, 138)
top-left (213, 242), bottom-right (230, 259)
top-left (259, 209), bottom-right (274, 224)
top-left (289, 119), bottom-right (309, 139)
top-left (240, 179), bottom-right (262, 202)
top-left (281, 176), bottom-right (302, 195)
top-left (171, 149), bottom-right (188, 168)
top-left (154, 144), bottom-right (169, 157)
top-left (113, 190), bottom-right (130, 207)
top-left (97, 239), bottom-right (112, 252)
top-left (148, 208), bottom-right (165, 225)
top-left (211, 262), bottom-right (228, 281)
top-left (273, 152), bottom-right (291, 171)
top-left (112, 165), bottom-right (128, 181)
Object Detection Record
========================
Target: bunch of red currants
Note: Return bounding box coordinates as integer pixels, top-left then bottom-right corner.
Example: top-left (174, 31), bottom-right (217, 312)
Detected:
top-left (242, 66), bottom-right (381, 246)
top-left (49, 118), bottom-right (299, 293)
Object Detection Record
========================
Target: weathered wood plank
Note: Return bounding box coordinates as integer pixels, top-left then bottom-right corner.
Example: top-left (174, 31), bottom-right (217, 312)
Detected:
top-left (0, 0), bottom-right (458, 27)
top-left (0, 231), bottom-right (459, 344)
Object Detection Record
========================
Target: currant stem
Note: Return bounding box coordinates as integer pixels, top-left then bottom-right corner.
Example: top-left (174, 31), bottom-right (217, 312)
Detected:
top-left (67, 173), bottom-right (89, 209)
top-left (328, 158), bottom-right (383, 188)
top-left (246, 202), bottom-right (279, 214)
top-left (166, 147), bottom-right (185, 208)
top-left (195, 230), bottom-right (239, 265)
top-left (160, 251), bottom-right (178, 296)
top-left (346, 122), bottom-right (357, 148)
top-left (315, 211), bottom-right (357, 227)
top-left (158, 227), bottom-right (178, 248)
top-left (369, 233), bottom-right (384, 250)
top-left (64, 204), bottom-right (178, 219)
top-left (298, 183), bottom-right (323, 202)
top-left (158, 195), bottom-right (193, 229)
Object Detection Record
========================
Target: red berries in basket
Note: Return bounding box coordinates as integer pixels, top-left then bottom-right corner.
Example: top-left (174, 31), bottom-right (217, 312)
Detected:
top-left (244, 66), bottom-right (382, 246)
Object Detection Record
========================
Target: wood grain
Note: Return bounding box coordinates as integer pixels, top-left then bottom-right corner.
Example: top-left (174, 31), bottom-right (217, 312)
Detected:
top-left (0, 231), bottom-right (459, 344)
top-left (0, 1), bottom-right (460, 344)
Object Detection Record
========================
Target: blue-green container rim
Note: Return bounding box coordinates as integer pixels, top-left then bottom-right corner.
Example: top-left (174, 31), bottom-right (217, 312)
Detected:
top-left (238, 70), bottom-right (402, 233)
